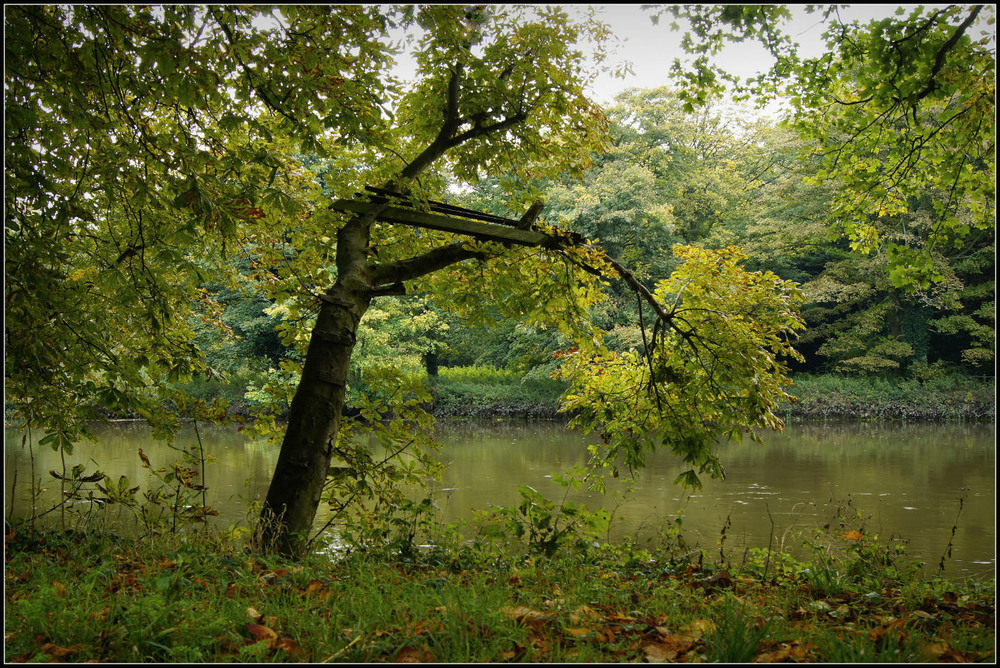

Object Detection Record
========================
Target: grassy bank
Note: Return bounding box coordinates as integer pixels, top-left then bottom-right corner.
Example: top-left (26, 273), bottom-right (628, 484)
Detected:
top-left (5, 519), bottom-right (994, 663)
top-left (783, 374), bottom-right (995, 422)
top-left (427, 366), bottom-right (567, 420)
top-left (425, 367), bottom-right (994, 422)
top-left (36, 367), bottom-right (986, 424)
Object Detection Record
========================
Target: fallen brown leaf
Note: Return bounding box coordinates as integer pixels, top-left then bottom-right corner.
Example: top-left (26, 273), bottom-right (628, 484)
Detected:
top-left (754, 640), bottom-right (818, 662)
top-left (498, 641), bottom-right (527, 662)
top-left (412, 619), bottom-right (445, 636)
top-left (936, 648), bottom-right (979, 663)
top-left (500, 605), bottom-right (555, 626)
top-left (869, 617), bottom-right (907, 646)
top-left (40, 642), bottom-right (85, 658)
top-left (302, 579), bottom-right (327, 597)
top-left (272, 636), bottom-right (304, 657)
top-left (677, 618), bottom-right (715, 642)
top-left (246, 623), bottom-right (278, 642)
top-left (393, 644), bottom-right (434, 663)
top-left (564, 627), bottom-right (594, 639)
top-left (569, 604), bottom-right (603, 625)
top-left (643, 641), bottom-right (679, 663)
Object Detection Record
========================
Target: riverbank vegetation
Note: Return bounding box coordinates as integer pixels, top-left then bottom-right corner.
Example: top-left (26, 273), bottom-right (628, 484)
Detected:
top-left (423, 367), bottom-right (996, 422)
top-left (5, 12), bottom-right (995, 660)
top-left (5, 503), bottom-right (994, 663)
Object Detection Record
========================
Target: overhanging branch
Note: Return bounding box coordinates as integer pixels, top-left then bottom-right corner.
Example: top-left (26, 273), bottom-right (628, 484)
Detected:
top-left (914, 5), bottom-right (983, 102)
top-left (367, 241), bottom-right (491, 286)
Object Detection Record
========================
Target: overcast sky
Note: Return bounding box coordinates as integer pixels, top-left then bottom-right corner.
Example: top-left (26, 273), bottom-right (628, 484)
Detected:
top-left (388, 5), bottom-right (993, 117)
top-left (574, 4), bottom-right (922, 106)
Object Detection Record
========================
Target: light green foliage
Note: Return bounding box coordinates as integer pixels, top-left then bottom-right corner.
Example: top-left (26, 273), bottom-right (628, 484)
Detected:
top-left (547, 88), bottom-right (771, 264)
top-left (475, 473), bottom-right (611, 557)
top-left (547, 160), bottom-right (676, 269)
top-left (417, 240), bottom-right (610, 347)
top-left (604, 88), bottom-right (770, 246)
top-left (557, 246), bottom-right (804, 489)
top-left (455, 89), bottom-right (788, 374)
top-left (353, 297), bottom-right (448, 371)
top-left (655, 5), bottom-right (798, 111)
top-left (658, 5), bottom-right (996, 292)
top-left (397, 5), bottom-right (610, 187)
top-left (789, 6), bottom-right (994, 290)
top-left (699, 125), bottom-right (839, 275)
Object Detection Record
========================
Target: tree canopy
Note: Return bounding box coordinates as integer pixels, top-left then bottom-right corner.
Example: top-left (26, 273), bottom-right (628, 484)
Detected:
top-left (6, 4), bottom-right (990, 556)
top-left (660, 4), bottom-right (995, 292)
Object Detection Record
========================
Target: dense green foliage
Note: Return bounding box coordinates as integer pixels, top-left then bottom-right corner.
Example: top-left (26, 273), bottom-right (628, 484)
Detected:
top-left (439, 84), bottom-right (993, 382)
top-left (4, 5), bottom-right (994, 555)
top-left (5, 5), bottom-right (397, 443)
top-left (660, 5), bottom-right (995, 287)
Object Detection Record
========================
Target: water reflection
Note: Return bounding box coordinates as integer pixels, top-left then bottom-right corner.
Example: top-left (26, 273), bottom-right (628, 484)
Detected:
top-left (4, 419), bottom-right (994, 579)
top-left (418, 420), bottom-right (995, 580)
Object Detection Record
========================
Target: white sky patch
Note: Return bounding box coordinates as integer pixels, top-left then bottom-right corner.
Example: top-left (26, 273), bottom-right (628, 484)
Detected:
top-left (571, 4), bottom-right (985, 110)
top-left (386, 5), bottom-right (921, 115)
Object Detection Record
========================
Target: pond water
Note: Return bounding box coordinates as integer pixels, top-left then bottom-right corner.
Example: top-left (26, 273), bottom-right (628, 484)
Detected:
top-left (4, 420), bottom-right (995, 580)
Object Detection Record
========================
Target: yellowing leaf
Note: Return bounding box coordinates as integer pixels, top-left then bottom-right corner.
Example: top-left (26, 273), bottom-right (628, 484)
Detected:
top-left (500, 605), bottom-right (555, 625)
top-left (678, 618), bottom-right (715, 640)
top-left (564, 627), bottom-right (594, 638)
top-left (41, 643), bottom-right (84, 658)
top-left (393, 644), bottom-right (434, 663)
top-left (569, 604), bottom-right (603, 625)
top-left (643, 641), bottom-right (677, 663)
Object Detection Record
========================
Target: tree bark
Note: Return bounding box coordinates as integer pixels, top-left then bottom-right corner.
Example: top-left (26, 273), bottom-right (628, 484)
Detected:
top-left (253, 217), bottom-right (374, 557)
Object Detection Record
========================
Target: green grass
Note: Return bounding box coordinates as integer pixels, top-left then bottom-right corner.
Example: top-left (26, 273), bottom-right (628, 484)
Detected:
top-left (425, 367), bottom-right (995, 422)
top-left (5, 521), bottom-right (994, 663)
top-left (785, 372), bottom-right (994, 421)
top-left (429, 365), bottom-right (567, 419)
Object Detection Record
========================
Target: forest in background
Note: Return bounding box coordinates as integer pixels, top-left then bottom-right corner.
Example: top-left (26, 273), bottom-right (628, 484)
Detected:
top-left (173, 87), bottom-right (994, 422)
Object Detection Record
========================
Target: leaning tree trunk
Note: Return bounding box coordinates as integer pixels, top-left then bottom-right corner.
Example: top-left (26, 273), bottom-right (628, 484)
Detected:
top-left (252, 63), bottom-right (543, 556)
top-left (254, 219), bottom-right (373, 557)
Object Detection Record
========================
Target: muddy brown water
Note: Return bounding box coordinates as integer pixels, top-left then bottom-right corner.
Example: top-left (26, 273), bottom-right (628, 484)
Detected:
top-left (5, 420), bottom-right (994, 580)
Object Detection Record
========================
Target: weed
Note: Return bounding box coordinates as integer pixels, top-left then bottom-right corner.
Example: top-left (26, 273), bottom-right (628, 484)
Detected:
top-left (816, 625), bottom-right (924, 663)
top-left (473, 472), bottom-right (611, 557)
top-left (704, 595), bottom-right (772, 663)
top-left (787, 372), bottom-right (994, 421)
top-left (938, 489), bottom-right (969, 575)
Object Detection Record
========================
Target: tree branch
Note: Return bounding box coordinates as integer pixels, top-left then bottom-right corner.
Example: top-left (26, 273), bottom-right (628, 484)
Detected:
top-left (446, 110), bottom-right (529, 149)
top-left (366, 241), bottom-right (491, 286)
top-left (914, 5), bottom-right (983, 102)
top-left (398, 65), bottom-right (532, 182)
top-left (398, 66), bottom-right (465, 182)
top-left (208, 8), bottom-right (301, 126)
